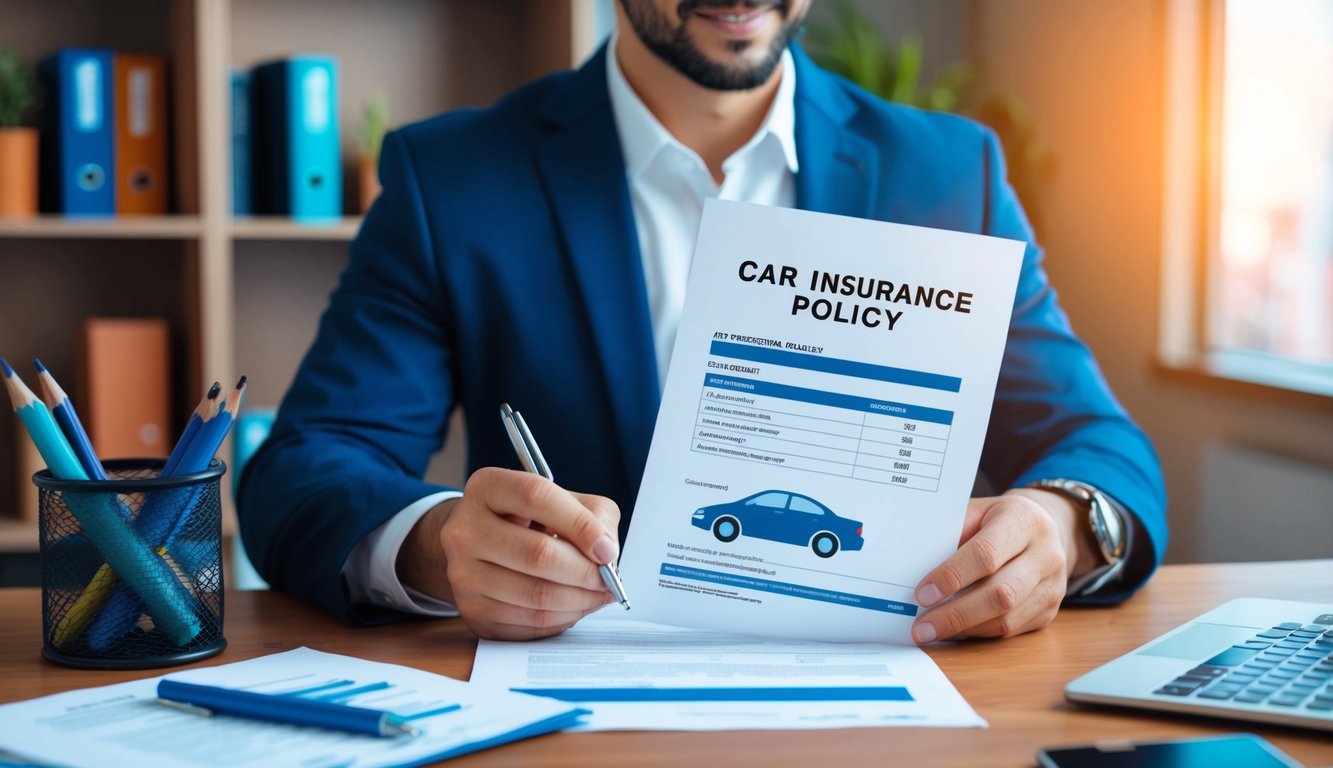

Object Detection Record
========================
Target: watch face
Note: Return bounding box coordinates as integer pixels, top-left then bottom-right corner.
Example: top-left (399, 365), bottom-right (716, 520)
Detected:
top-left (1089, 490), bottom-right (1125, 561)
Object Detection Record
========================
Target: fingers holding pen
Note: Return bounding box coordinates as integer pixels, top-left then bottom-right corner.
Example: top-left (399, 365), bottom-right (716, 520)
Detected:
top-left (450, 468), bottom-right (618, 590)
top-left (470, 468), bottom-right (622, 566)
top-left (430, 468), bottom-right (624, 639)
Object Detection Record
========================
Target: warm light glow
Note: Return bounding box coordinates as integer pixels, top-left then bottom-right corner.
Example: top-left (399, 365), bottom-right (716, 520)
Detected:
top-left (1216, 0), bottom-right (1333, 366)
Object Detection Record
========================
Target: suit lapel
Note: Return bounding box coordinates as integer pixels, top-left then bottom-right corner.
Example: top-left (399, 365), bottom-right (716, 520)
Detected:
top-left (534, 48), bottom-right (659, 502)
top-left (527, 44), bottom-right (880, 505)
top-left (790, 44), bottom-right (881, 219)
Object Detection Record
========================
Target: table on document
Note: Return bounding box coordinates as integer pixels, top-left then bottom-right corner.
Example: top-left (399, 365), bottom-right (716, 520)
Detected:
top-left (693, 341), bottom-right (956, 493)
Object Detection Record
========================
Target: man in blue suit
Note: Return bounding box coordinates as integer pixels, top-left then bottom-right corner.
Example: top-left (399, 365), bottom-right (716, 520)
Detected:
top-left (240, 0), bottom-right (1167, 643)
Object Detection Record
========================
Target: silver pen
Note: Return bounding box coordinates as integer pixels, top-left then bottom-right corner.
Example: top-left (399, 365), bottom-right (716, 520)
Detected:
top-left (500, 403), bottom-right (631, 610)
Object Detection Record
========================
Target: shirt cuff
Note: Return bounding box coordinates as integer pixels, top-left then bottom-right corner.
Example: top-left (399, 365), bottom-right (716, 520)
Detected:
top-left (342, 490), bottom-right (463, 617)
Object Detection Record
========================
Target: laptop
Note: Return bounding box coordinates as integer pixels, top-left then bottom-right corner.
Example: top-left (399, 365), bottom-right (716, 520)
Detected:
top-left (1067, 597), bottom-right (1333, 731)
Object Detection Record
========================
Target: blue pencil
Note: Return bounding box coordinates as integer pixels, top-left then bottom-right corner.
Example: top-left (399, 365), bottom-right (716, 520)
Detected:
top-left (2, 356), bottom-right (201, 647)
top-left (33, 359), bottom-right (106, 481)
top-left (162, 381), bottom-right (221, 477)
top-left (88, 376), bottom-right (247, 650)
top-left (2, 358), bottom-right (85, 481)
top-left (176, 377), bottom-right (244, 467)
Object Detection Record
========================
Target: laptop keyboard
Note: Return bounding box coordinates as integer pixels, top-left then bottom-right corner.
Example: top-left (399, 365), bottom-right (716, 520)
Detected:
top-left (1155, 622), bottom-right (1333, 713)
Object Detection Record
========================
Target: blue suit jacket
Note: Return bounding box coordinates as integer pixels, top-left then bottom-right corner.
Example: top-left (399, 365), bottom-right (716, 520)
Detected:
top-left (239, 44), bottom-right (1168, 624)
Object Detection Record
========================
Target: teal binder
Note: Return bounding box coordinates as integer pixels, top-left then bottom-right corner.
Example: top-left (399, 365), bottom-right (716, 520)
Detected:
top-left (251, 56), bottom-right (341, 221)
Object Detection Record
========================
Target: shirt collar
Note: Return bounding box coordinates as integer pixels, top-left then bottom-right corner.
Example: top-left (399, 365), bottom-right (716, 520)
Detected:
top-left (606, 34), bottom-right (799, 180)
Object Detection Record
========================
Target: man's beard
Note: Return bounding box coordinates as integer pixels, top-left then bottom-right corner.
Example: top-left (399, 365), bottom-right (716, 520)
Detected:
top-left (619, 0), bottom-right (804, 91)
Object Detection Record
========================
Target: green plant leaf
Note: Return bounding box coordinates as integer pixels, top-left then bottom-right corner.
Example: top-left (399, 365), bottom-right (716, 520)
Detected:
top-left (0, 48), bottom-right (36, 128)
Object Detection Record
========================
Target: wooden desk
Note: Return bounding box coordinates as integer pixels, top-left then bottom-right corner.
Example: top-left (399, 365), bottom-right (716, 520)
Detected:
top-left (2, 561), bottom-right (1331, 767)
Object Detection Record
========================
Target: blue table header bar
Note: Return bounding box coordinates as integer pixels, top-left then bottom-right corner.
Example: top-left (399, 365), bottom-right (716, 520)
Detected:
top-left (704, 375), bottom-right (954, 426)
top-left (711, 340), bottom-right (961, 393)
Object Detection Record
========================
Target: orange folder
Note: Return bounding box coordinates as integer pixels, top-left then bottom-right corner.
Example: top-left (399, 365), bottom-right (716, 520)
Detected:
top-left (80, 318), bottom-right (171, 459)
top-left (113, 54), bottom-right (168, 215)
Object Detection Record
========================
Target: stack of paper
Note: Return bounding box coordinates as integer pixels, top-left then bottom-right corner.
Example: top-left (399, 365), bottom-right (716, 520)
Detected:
top-left (0, 648), bottom-right (584, 768)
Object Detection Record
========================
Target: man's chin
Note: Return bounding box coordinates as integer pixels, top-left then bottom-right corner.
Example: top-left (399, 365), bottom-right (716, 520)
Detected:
top-left (685, 38), bottom-right (777, 74)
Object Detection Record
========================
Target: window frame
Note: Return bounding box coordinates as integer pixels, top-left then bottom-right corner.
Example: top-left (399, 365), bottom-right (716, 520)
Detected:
top-left (1159, 0), bottom-right (1333, 400)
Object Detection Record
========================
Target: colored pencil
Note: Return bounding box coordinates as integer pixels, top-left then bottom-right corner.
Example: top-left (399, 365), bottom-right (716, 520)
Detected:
top-left (2, 357), bottom-right (86, 481)
top-left (34, 359), bottom-right (106, 481)
top-left (3, 357), bottom-right (201, 648)
top-left (86, 375), bottom-right (247, 650)
top-left (173, 375), bottom-right (246, 479)
top-left (161, 381), bottom-right (221, 477)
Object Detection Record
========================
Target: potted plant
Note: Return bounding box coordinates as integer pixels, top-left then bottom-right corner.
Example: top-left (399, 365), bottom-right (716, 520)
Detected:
top-left (0, 48), bottom-right (38, 216)
top-left (357, 91), bottom-right (388, 213)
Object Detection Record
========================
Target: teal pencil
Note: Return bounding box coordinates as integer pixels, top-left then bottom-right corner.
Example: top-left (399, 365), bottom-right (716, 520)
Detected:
top-left (2, 357), bottom-right (85, 481)
top-left (2, 356), bottom-right (203, 647)
top-left (34, 359), bottom-right (107, 481)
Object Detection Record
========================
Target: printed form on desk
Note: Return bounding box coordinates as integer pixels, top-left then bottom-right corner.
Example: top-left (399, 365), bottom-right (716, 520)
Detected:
top-left (472, 616), bottom-right (986, 730)
top-left (473, 200), bottom-right (1022, 731)
top-left (0, 648), bottom-right (585, 768)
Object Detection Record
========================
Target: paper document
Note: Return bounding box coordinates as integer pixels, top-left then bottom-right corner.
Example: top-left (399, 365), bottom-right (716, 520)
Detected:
top-left (472, 616), bottom-right (985, 730)
top-left (620, 200), bottom-right (1024, 642)
top-left (0, 648), bottom-right (584, 768)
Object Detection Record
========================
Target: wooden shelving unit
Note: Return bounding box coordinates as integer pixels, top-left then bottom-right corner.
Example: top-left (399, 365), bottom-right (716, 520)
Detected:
top-left (230, 217), bottom-right (362, 242)
top-left (0, 0), bottom-right (601, 555)
top-left (0, 216), bottom-right (204, 239)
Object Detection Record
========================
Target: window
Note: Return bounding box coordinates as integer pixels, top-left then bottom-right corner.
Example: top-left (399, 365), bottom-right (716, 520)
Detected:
top-left (1161, 0), bottom-right (1333, 396)
top-left (788, 496), bottom-right (826, 516)
top-left (748, 492), bottom-right (790, 509)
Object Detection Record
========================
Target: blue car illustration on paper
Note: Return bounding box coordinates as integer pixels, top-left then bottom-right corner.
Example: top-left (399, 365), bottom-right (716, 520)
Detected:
top-left (690, 490), bottom-right (865, 558)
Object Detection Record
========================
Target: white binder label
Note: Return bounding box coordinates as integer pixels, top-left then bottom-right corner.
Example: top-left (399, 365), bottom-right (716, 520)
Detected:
top-left (301, 66), bottom-right (330, 134)
top-left (128, 67), bottom-right (153, 137)
top-left (74, 58), bottom-right (103, 132)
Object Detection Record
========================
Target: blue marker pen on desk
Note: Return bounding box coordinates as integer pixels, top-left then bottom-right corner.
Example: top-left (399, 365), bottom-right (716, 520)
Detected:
top-left (157, 679), bottom-right (422, 738)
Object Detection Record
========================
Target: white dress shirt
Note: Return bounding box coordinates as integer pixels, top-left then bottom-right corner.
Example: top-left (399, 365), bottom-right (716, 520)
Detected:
top-left (342, 39), bottom-right (799, 616)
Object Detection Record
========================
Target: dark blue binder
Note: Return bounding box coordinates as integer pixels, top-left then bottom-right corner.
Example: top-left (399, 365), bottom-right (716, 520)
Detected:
top-left (250, 56), bottom-right (341, 220)
top-left (39, 49), bottom-right (116, 216)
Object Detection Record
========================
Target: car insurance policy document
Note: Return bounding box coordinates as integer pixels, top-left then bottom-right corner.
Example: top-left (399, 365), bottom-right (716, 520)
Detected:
top-left (620, 199), bottom-right (1024, 643)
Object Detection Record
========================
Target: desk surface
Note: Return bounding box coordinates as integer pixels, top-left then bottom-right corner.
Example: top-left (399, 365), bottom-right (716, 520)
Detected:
top-left (2, 560), bottom-right (1331, 767)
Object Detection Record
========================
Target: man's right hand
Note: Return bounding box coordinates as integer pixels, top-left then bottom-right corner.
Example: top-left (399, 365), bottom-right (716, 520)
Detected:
top-left (397, 467), bottom-right (621, 640)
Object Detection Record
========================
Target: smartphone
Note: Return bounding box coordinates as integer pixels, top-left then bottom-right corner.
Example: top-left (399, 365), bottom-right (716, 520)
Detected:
top-left (1036, 733), bottom-right (1302, 768)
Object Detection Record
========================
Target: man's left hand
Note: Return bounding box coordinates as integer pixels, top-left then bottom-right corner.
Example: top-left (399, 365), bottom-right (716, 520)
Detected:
top-left (911, 489), bottom-right (1099, 643)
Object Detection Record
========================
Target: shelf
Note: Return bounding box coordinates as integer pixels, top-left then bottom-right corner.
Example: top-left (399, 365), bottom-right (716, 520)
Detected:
top-left (0, 519), bottom-right (38, 555)
top-left (230, 217), bottom-right (363, 242)
top-left (0, 216), bottom-right (204, 240)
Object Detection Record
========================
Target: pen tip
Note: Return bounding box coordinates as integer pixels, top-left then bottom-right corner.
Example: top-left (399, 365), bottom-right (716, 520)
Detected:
top-left (0, 357), bottom-right (12, 378)
top-left (32, 358), bottom-right (47, 374)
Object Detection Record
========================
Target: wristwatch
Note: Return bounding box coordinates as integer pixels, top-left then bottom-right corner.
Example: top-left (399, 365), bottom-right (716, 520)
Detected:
top-left (1028, 479), bottom-right (1126, 596)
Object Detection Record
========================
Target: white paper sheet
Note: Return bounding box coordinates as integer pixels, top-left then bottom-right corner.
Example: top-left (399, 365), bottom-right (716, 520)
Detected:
top-left (0, 648), bottom-right (584, 768)
top-left (620, 200), bottom-right (1024, 643)
top-left (472, 615), bottom-right (986, 730)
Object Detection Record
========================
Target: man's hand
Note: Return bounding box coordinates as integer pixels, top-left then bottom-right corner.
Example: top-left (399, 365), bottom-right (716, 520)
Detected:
top-left (397, 468), bottom-right (621, 640)
top-left (911, 489), bottom-right (1100, 644)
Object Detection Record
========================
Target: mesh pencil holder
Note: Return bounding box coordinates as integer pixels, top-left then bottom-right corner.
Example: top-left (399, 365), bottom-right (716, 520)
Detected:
top-left (33, 458), bottom-right (227, 669)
